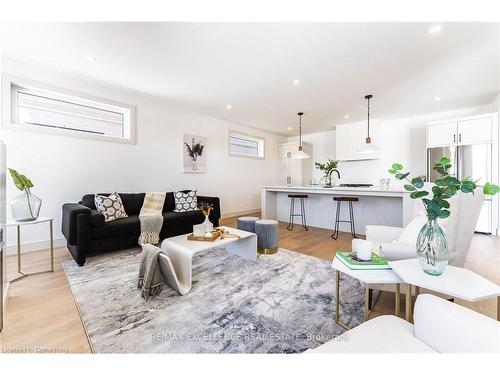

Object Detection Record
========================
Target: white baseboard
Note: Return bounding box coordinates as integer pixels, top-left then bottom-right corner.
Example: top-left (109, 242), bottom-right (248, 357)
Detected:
top-left (221, 208), bottom-right (260, 219)
top-left (5, 237), bottom-right (66, 256)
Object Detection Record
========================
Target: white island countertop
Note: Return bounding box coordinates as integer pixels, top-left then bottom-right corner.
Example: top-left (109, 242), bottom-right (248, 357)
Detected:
top-left (261, 185), bottom-right (414, 232)
top-left (262, 185), bottom-right (408, 197)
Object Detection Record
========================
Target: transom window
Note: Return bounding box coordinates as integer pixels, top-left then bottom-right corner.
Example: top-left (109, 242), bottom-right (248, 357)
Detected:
top-left (8, 80), bottom-right (134, 143)
top-left (228, 131), bottom-right (265, 159)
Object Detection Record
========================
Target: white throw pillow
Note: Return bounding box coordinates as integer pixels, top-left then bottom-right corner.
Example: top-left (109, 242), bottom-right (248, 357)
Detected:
top-left (173, 190), bottom-right (199, 212)
top-left (397, 214), bottom-right (427, 245)
top-left (94, 191), bottom-right (128, 222)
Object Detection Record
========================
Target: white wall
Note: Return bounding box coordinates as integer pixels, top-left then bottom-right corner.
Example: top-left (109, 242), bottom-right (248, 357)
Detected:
top-left (291, 105), bottom-right (496, 187)
top-left (0, 58), bottom-right (283, 250)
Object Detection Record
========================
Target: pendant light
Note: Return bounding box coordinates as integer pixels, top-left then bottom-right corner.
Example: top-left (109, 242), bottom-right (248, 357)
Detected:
top-left (356, 94), bottom-right (379, 154)
top-left (292, 112), bottom-right (309, 159)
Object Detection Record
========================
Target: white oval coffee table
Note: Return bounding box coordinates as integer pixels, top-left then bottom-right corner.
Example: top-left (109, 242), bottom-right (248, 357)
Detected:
top-left (158, 226), bottom-right (257, 295)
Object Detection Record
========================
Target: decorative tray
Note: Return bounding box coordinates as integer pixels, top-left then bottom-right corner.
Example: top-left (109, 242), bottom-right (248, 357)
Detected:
top-left (187, 231), bottom-right (222, 242)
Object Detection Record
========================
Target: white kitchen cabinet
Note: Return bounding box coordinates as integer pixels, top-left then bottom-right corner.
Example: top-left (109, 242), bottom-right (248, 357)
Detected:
top-left (277, 142), bottom-right (312, 185)
top-left (335, 120), bottom-right (380, 161)
top-left (427, 114), bottom-right (494, 147)
top-left (458, 118), bottom-right (492, 145)
top-left (427, 122), bottom-right (457, 147)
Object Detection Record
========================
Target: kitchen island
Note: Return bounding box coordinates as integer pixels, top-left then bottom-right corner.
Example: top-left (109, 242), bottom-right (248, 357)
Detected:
top-left (261, 185), bottom-right (413, 235)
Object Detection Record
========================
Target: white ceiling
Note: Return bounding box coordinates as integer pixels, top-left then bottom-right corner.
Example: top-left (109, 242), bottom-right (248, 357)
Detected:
top-left (1, 22), bottom-right (499, 135)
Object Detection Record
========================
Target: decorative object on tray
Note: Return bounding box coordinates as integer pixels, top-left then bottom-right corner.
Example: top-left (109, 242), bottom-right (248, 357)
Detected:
top-left (200, 201), bottom-right (214, 233)
top-left (389, 157), bottom-right (499, 276)
top-left (173, 190), bottom-right (198, 212)
top-left (183, 134), bottom-right (206, 173)
top-left (216, 227), bottom-right (241, 240)
top-left (187, 230), bottom-right (221, 242)
top-left (94, 191), bottom-right (128, 222)
top-left (8, 168), bottom-right (42, 222)
top-left (314, 159), bottom-right (340, 188)
top-left (336, 251), bottom-right (390, 270)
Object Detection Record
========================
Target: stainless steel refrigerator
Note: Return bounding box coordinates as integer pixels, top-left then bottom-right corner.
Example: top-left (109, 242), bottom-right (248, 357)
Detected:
top-left (427, 144), bottom-right (493, 233)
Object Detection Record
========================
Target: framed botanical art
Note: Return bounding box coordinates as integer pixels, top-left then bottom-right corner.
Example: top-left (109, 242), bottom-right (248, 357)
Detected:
top-left (183, 134), bottom-right (206, 173)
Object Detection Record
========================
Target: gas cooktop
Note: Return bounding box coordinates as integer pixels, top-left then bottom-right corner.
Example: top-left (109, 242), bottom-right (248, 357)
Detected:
top-left (339, 184), bottom-right (373, 188)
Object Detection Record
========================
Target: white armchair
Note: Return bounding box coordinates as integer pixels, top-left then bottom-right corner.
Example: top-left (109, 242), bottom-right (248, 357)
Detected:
top-left (366, 184), bottom-right (485, 267)
top-left (308, 294), bottom-right (500, 353)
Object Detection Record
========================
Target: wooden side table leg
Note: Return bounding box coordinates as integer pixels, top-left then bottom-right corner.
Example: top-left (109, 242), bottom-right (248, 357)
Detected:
top-left (497, 296), bottom-right (499, 322)
top-left (395, 284), bottom-right (401, 317)
top-left (49, 219), bottom-right (54, 272)
top-left (364, 286), bottom-right (370, 321)
top-left (17, 224), bottom-right (21, 273)
top-left (335, 270), bottom-right (350, 330)
top-left (405, 283), bottom-right (413, 322)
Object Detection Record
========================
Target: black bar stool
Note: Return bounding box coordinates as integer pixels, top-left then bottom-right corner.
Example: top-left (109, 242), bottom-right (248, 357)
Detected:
top-left (287, 194), bottom-right (309, 231)
top-left (331, 196), bottom-right (358, 239)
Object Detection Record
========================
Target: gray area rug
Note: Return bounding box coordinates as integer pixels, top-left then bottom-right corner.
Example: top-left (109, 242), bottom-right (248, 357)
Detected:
top-left (63, 247), bottom-right (365, 353)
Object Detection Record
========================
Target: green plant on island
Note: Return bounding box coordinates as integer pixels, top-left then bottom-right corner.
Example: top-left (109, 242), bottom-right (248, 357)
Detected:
top-left (315, 159), bottom-right (339, 187)
top-left (388, 157), bottom-right (499, 220)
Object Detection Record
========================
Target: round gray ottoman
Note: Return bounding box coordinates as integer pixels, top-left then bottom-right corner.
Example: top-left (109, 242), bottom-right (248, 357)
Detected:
top-left (237, 216), bottom-right (260, 233)
top-left (255, 219), bottom-right (279, 255)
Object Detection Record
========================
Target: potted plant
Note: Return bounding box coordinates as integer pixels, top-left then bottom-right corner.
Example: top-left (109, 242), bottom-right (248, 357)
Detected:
top-left (184, 138), bottom-right (204, 171)
top-left (315, 159), bottom-right (339, 187)
top-left (8, 168), bottom-right (42, 222)
top-left (389, 157), bottom-right (499, 275)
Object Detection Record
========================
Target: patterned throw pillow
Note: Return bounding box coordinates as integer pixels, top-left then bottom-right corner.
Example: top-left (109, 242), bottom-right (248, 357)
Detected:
top-left (173, 190), bottom-right (199, 212)
top-left (94, 191), bottom-right (128, 222)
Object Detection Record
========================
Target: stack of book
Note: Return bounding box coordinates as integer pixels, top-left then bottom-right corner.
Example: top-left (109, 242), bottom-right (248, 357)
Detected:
top-left (335, 252), bottom-right (390, 270)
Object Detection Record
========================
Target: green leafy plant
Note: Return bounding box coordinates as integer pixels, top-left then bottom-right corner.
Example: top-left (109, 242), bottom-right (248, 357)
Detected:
top-left (389, 157), bottom-right (499, 220)
top-left (315, 159), bottom-right (339, 176)
top-left (8, 168), bottom-right (37, 219)
top-left (9, 168), bottom-right (33, 192)
top-left (315, 159), bottom-right (339, 187)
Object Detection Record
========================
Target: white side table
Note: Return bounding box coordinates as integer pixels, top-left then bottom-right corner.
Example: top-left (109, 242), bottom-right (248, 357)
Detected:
top-left (6, 216), bottom-right (54, 282)
top-left (331, 257), bottom-right (403, 330)
top-left (390, 259), bottom-right (500, 322)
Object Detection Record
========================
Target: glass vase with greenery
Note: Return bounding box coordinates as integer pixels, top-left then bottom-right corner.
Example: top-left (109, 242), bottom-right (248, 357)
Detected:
top-left (8, 168), bottom-right (42, 222)
top-left (315, 159), bottom-right (339, 187)
top-left (389, 157), bottom-right (499, 275)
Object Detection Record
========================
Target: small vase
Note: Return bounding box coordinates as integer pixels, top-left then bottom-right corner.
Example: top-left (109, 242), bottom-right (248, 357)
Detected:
top-left (416, 219), bottom-right (448, 276)
top-left (203, 214), bottom-right (213, 233)
top-left (321, 174), bottom-right (332, 188)
top-left (10, 189), bottom-right (42, 222)
top-left (192, 158), bottom-right (198, 171)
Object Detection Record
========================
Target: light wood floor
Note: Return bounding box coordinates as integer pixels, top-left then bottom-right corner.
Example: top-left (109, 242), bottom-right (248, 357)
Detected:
top-left (1, 213), bottom-right (498, 353)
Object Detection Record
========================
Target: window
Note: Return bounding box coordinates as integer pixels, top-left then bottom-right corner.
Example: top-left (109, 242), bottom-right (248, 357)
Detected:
top-left (6, 78), bottom-right (135, 143)
top-left (228, 131), bottom-right (265, 159)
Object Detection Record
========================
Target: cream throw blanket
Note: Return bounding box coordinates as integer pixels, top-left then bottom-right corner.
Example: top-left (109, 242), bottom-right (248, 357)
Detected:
top-left (138, 192), bottom-right (166, 245)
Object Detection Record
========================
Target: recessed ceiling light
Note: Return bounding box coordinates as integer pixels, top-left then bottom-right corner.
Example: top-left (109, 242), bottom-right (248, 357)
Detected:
top-left (292, 79), bottom-right (300, 86)
top-left (287, 127), bottom-right (292, 131)
top-left (85, 55), bottom-right (96, 63)
top-left (226, 105), bottom-right (232, 110)
top-left (434, 96), bottom-right (441, 101)
top-left (344, 114), bottom-right (350, 119)
top-left (428, 25), bottom-right (442, 35)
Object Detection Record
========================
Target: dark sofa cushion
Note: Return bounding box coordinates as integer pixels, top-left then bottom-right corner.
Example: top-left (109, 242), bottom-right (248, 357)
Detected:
top-left (92, 215), bottom-right (141, 240)
top-left (163, 210), bottom-right (205, 227)
top-left (90, 210), bottom-right (105, 227)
